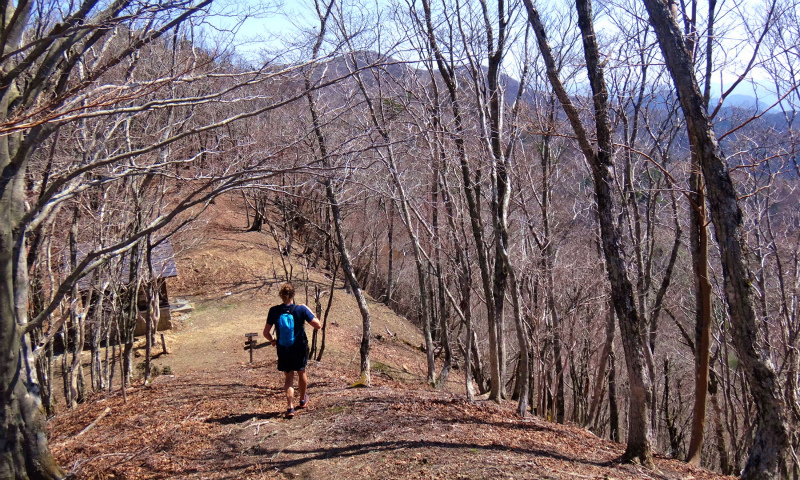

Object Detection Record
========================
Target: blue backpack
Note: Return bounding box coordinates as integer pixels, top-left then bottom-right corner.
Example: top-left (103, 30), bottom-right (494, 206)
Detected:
top-left (277, 306), bottom-right (296, 347)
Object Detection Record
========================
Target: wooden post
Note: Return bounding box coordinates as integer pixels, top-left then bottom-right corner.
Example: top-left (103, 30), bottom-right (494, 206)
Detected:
top-left (245, 333), bottom-right (258, 364)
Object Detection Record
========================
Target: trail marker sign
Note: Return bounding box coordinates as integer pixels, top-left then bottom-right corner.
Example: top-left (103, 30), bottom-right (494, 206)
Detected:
top-left (245, 333), bottom-right (258, 363)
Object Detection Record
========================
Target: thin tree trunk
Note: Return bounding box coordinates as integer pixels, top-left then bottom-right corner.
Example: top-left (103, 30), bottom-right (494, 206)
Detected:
top-left (483, 0), bottom-right (511, 400)
top-left (509, 269), bottom-right (530, 416)
top-left (67, 205), bottom-right (82, 409)
top-left (471, 329), bottom-right (487, 394)
top-left (710, 371), bottom-right (733, 475)
top-left (343, 50), bottom-right (435, 385)
top-left (687, 167), bottom-right (713, 465)
top-left (316, 256), bottom-right (338, 362)
top-left (327, 190), bottom-right (372, 385)
top-left (537, 121), bottom-right (565, 423)
top-left (90, 282), bottom-right (107, 392)
top-left (418, 0), bottom-right (500, 400)
top-left (663, 358), bottom-right (681, 457)
top-left (586, 304), bottom-right (616, 428)
top-left (608, 343), bottom-right (620, 443)
top-left (122, 244), bottom-right (142, 392)
top-left (552, 295), bottom-right (565, 424)
top-left (385, 204), bottom-right (394, 305)
top-left (431, 165), bottom-right (452, 386)
top-left (463, 275), bottom-right (474, 401)
top-left (442, 165), bottom-right (475, 400)
top-left (60, 323), bottom-right (70, 406)
top-left (304, 1), bottom-right (371, 385)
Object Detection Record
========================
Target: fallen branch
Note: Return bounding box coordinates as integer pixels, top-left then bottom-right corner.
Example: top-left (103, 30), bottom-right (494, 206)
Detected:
top-left (76, 407), bottom-right (112, 438)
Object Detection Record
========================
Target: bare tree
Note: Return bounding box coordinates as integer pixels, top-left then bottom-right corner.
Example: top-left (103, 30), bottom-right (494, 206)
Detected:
top-left (0, 1), bottom-right (367, 475)
top-left (523, 0), bottom-right (656, 466)
top-left (639, 0), bottom-right (792, 478)
top-left (301, 0), bottom-right (375, 386)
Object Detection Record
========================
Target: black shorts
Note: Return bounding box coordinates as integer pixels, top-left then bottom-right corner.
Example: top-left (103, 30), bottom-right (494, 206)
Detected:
top-left (276, 342), bottom-right (309, 372)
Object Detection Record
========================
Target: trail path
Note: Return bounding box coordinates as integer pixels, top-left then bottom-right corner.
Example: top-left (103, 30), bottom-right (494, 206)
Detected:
top-left (48, 196), bottom-right (733, 480)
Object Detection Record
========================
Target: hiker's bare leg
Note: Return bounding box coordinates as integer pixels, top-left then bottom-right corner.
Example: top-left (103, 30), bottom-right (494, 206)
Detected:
top-left (284, 371), bottom-right (295, 409)
top-left (298, 369), bottom-right (308, 400)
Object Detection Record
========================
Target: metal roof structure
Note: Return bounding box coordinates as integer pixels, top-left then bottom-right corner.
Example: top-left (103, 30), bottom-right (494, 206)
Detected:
top-left (73, 239), bottom-right (179, 290)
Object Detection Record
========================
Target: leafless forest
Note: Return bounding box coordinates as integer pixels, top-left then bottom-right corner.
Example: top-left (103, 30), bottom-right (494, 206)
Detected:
top-left (1, 0), bottom-right (799, 479)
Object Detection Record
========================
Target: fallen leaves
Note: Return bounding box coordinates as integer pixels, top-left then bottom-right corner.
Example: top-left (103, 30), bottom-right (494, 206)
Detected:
top-left (50, 359), bottom-right (735, 479)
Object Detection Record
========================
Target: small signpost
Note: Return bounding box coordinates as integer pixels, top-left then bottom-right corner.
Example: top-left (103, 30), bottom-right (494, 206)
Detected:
top-left (245, 333), bottom-right (259, 363)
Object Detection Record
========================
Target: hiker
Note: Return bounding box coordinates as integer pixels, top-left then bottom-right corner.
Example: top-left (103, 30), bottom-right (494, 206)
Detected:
top-left (264, 283), bottom-right (322, 418)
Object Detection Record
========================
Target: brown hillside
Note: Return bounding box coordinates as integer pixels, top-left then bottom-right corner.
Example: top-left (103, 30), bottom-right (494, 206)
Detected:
top-left (48, 194), bottom-right (733, 480)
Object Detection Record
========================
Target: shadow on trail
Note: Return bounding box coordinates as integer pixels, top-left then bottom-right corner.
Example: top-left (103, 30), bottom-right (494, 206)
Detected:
top-left (206, 412), bottom-right (282, 424)
top-left (152, 381), bottom-right (282, 407)
top-left (253, 439), bottom-right (615, 470)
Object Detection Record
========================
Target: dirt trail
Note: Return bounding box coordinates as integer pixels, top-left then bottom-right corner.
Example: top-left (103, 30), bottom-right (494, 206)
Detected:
top-left (48, 196), bottom-right (733, 480)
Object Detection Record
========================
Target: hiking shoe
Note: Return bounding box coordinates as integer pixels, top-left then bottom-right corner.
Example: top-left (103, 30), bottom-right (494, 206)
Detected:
top-left (298, 394), bottom-right (309, 409)
top-left (285, 408), bottom-right (295, 419)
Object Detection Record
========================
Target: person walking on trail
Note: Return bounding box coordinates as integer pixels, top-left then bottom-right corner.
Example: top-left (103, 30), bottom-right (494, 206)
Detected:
top-left (264, 283), bottom-right (322, 419)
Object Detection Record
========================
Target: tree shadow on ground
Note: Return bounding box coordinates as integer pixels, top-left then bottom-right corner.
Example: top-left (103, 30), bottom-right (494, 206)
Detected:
top-left (154, 381), bottom-right (280, 405)
top-left (125, 439), bottom-right (623, 480)
top-left (206, 412), bottom-right (281, 424)
top-left (252, 439), bottom-right (616, 470)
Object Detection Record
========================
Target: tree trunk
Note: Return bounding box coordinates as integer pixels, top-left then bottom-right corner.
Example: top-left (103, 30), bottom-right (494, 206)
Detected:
top-left (436, 271), bottom-right (452, 387)
top-left (90, 286), bottom-right (107, 393)
top-left (66, 206), bottom-right (85, 408)
top-left (484, 1), bottom-right (510, 400)
top-left (68, 311), bottom-right (86, 407)
top-left (686, 167), bottom-right (713, 466)
top-left (552, 303), bottom-right (565, 424)
top-left (585, 305), bottom-right (615, 428)
top-left (419, 0), bottom-right (500, 400)
top-left (608, 344), bottom-right (620, 443)
top-left (509, 272), bottom-right (530, 416)
top-left (327, 183), bottom-right (372, 386)
top-left (432, 167), bottom-right (452, 386)
top-left (34, 335), bottom-right (54, 418)
top-left (0, 369), bottom-right (66, 480)
top-left (249, 208), bottom-right (264, 232)
top-left (315, 258), bottom-right (337, 363)
top-left (303, 65), bottom-right (370, 386)
top-left (710, 371), bottom-right (734, 475)
top-left (0, 150), bottom-right (65, 477)
top-left (471, 329), bottom-right (487, 394)
top-left (524, 0), bottom-right (654, 465)
top-left (463, 280), bottom-right (474, 401)
top-left (663, 358), bottom-right (681, 458)
top-left (641, 2), bottom-right (791, 477)
top-left (385, 204), bottom-right (394, 305)
top-left (538, 123), bottom-right (565, 423)
top-left (144, 236), bottom-right (162, 385)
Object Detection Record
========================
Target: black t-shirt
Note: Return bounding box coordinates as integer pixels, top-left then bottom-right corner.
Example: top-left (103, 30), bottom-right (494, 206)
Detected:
top-left (266, 303), bottom-right (314, 346)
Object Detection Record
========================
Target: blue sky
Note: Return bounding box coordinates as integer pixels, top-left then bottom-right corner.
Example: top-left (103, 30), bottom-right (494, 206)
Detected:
top-left (203, 0), bottom-right (786, 109)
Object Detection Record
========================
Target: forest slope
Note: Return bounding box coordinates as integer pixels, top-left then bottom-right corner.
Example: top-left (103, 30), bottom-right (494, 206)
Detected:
top-left (47, 195), bottom-right (732, 480)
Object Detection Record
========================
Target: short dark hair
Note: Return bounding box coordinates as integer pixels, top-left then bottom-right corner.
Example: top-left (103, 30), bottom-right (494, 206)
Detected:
top-left (279, 283), bottom-right (295, 302)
